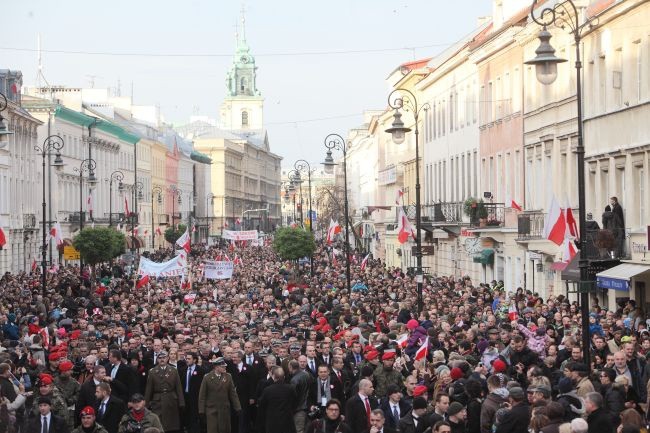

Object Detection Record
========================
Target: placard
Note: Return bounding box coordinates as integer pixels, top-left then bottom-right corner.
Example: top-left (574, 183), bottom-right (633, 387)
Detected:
top-left (222, 230), bottom-right (259, 241)
top-left (204, 260), bottom-right (234, 279)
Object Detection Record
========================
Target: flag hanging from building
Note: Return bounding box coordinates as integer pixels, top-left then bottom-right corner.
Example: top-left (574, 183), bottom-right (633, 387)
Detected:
top-left (395, 188), bottom-right (404, 206)
top-left (543, 196), bottom-right (565, 246)
top-left (505, 191), bottom-right (523, 211)
top-left (397, 207), bottom-right (416, 244)
top-left (0, 227), bottom-right (6, 249)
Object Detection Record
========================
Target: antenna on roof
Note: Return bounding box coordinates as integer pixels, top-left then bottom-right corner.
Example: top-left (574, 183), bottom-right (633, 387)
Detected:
top-left (36, 33), bottom-right (53, 99)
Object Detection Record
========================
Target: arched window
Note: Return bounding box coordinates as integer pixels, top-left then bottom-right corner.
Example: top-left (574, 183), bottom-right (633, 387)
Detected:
top-left (240, 77), bottom-right (248, 93)
top-left (242, 111), bottom-right (249, 127)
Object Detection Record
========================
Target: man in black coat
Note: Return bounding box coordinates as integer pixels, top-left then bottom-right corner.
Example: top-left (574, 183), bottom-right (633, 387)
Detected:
top-left (228, 350), bottom-right (257, 433)
top-left (379, 384), bottom-right (411, 431)
top-left (313, 365), bottom-right (345, 410)
top-left (495, 387), bottom-right (530, 433)
top-left (585, 392), bottom-right (614, 433)
top-left (345, 379), bottom-right (378, 433)
top-left (75, 365), bottom-right (105, 425)
top-left (258, 366), bottom-right (298, 433)
top-left (179, 352), bottom-right (205, 433)
top-left (364, 409), bottom-right (397, 433)
top-left (94, 382), bottom-right (126, 433)
top-left (105, 349), bottom-right (138, 402)
top-left (399, 397), bottom-right (431, 433)
top-left (27, 396), bottom-right (70, 433)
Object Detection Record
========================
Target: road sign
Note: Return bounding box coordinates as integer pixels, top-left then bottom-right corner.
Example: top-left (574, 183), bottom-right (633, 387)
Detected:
top-left (63, 246), bottom-right (80, 260)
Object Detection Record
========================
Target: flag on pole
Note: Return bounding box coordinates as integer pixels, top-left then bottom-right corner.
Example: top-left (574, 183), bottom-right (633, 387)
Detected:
top-left (508, 302), bottom-right (519, 321)
top-left (87, 193), bottom-right (94, 219)
top-left (176, 227), bottom-right (191, 253)
top-left (155, 226), bottom-right (162, 236)
top-left (191, 224), bottom-right (196, 233)
top-left (397, 207), bottom-right (416, 244)
top-left (505, 191), bottom-right (523, 211)
top-left (48, 222), bottom-right (64, 247)
top-left (136, 274), bottom-right (150, 289)
top-left (31, 258), bottom-right (38, 273)
top-left (395, 333), bottom-right (408, 348)
top-left (326, 219), bottom-right (341, 244)
top-left (360, 253), bottom-right (370, 271)
top-left (414, 337), bottom-right (429, 361)
top-left (543, 196), bottom-right (566, 246)
top-left (0, 227), bottom-right (6, 249)
top-left (124, 197), bottom-right (130, 216)
top-left (395, 188), bottom-right (404, 205)
top-left (234, 254), bottom-right (243, 266)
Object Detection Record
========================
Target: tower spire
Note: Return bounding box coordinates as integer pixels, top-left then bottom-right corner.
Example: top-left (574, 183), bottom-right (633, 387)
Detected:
top-left (240, 2), bottom-right (246, 44)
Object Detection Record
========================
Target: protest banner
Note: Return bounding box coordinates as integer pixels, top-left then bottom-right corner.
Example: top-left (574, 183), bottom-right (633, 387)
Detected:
top-left (222, 230), bottom-right (259, 241)
top-left (203, 260), bottom-right (234, 279)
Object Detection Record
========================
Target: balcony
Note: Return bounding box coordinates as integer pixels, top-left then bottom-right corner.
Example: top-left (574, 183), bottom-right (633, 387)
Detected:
top-left (22, 214), bottom-right (37, 229)
top-left (517, 211), bottom-right (546, 241)
top-left (424, 202), bottom-right (464, 225)
top-left (469, 203), bottom-right (505, 228)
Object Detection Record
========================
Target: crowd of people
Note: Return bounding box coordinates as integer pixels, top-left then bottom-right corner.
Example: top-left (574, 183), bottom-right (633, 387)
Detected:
top-left (0, 240), bottom-right (648, 433)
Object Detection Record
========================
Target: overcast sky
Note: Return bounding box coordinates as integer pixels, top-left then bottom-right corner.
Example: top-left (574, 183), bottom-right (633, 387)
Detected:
top-left (3, 0), bottom-right (492, 165)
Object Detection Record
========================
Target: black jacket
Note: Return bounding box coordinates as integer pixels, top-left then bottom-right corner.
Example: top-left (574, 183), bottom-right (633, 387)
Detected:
top-left (258, 382), bottom-right (298, 433)
top-left (378, 399), bottom-right (411, 430)
top-left (95, 395), bottom-right (126, 433)
top-left (106, 363), bottom-right (138, 402)
top-left (75, 379), bottom-right (100, 425)
top-left (345, 395), bottom-right (378, 433)
top-left (26, 413), bottom-right (69, 433)
top-left (495, 401), bottom-right (530, 433)
top-left (399, 412), bottom-right (431, 433)
top-left (587, 407), bottom-right (614, 433)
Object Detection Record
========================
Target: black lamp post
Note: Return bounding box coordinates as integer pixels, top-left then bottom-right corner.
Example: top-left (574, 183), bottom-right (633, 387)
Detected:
top-left (206, 192), bottom-right (215, 237)
top-left (107, 170), bottom-right (124, 227)
top-left (124, 182), bottom-right (144, 254)
top-left (385, 89), bottom-right (429, 314)
top-left (294, 160), bottom-right (315, 275)
top-left (151, 186), bottom-right (163, 249)
top-left (34, 135), bottom-right (64, 292)
top-left (321, 133), bottom-right (351, 292)
top-left (73, 158), bottom-right (97, 232)
top-left (526, 0), bottom-right (591, 370)
top-left (0, 92), bottom-right (14, 147)
top-left (169, 186), bottom-right (182, 229)
top-left (288, 170), bottom-right (303, 228)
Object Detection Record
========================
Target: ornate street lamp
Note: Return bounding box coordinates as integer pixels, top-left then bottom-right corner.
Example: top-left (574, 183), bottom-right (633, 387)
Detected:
top-left (0, 93), bottom-right (14, 148)
top-left (151, 186), bottom-right (163, 249)
top-left (526, 0), bottom-right (593, 370)
top-left (73, 158), bottom-right (97, 231)
top-left (34, 135), bottom-right (65, 292)
top-left (385, 89), bottom-right (429, 313)
top-left (321, 133), bottom-right (351, 292)
top-left (106, 170), bottom-right (124, 227)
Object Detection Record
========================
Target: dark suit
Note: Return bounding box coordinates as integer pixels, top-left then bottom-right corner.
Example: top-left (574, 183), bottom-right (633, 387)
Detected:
top-left (179, 363), bottom-right (205, 433)
top-left (400, 412), bottom-right (432, 433)
top-left (107, 363), bottom-right (138, 402)
top-left (362, 427), bottom-right (397, 433)
top-left (345, 394), bottom-right (378, 433)
top-left (228, 362), bottom-right (256, 433)
top-left (317, 353), bottom-right (333, 367)
top-left (26, 413), bottom-right (69, 433)
top-left (305, 358), bottom-right (320, 377)
top-left (258, 382), bottom-right (298, 433)
top-left (75, 379), bottom-right (100, 425)
top-left (379, 399), bottom-right (411, 430)
top-left (95, 396), bottom-right (126, 433)
top-left (495, 402), bottom-right (531, 433)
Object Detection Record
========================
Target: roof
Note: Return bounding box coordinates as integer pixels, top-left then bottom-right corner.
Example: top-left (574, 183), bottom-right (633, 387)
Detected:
top-left (55, 105), bottom-right (140, 144)
top-left (399, 57), bottom-right (433, 71)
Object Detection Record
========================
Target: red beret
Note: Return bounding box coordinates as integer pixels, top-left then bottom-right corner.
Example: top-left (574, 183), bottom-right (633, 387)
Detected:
top-left (450, 367), bottom-right (463, 381)
top-left (70, 330), bottom-right (81, 340)
top-left (39, 374), bottom-right (53, 386)
top-left (80, 406), bottom-right (95, 417)
top-left (413, 385), bottom-right (428, 397)
top-left (382, 352), bottom-right (396, 361)
top-left (364, 345), bottom-right (374, 353)
top-left (492, 359), bottom-right (507, 373)
top-left (59, 361), bottom-right (73, 372)
top-left (365, 351), bottom-right (379, 361)
top-left (48, 352), bottom-right (61, 362)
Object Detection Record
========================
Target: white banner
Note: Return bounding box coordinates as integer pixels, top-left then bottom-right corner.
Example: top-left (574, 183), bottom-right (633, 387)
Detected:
top-left (203, 260), bottom-right (234, 279)
top-left (223, 230), bottom-right (259, 241)
top-left (138, 255), bottom-right (187, 277)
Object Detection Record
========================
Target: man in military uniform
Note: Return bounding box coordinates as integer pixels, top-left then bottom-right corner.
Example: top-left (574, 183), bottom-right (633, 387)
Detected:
top-left (198, 357), bottom-right (241, 433)
top-left (54, 361), bottom-right (80, 428)
top-left (144, 350), bottom-right (185, 433)
top-left (31, 374), bottom-right (68, 421)
top-left (372, 352), bottom-right (404, 398)
top-left (71, 406), bottom-right (108, 433)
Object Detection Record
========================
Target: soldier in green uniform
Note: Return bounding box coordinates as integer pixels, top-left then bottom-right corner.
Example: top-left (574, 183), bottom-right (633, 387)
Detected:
top-left (71, 406), bottom-right (108, 433)
top-left (30, 374), bottom-right (68, 421)
top-left (198, 357), bottom-right (241, 433)
top-left (372, 352), bottom-right (404, 398)
top-left (144, 350), bottom-right (185, 433)
top-left (54, 361), bottom-right (80, 428)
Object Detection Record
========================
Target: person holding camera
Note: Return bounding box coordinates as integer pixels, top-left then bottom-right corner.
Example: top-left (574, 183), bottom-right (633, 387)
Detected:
top-left (305, 399), bottom-right (352, 433)
top-left (117, 394), bottom-right (163, 433)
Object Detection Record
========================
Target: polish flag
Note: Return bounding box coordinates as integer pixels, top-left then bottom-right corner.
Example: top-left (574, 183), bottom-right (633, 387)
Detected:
top-left (191, 224), bottom-right (196, 233)
top-left (49, 222), bottom-right (64, 246)
top-left (31, 259), bottom-right (38, 273)
top-left (395, 188), bottom-right (404, 206)
top-left (565, 203), bottom-right (579, 240)
top-left (235, 218), bottom-right (241, 225)
top-left (0, 227), bottom-right (6, 249)
top-left (39, 327), bottom-right (50, 348)
top-left (397, 207), bottom-right (416, 244)
top-left (395, 333), bottom-right (408, 348)
top-left (561, 236), bottom-right (578, 263)
top-left (87, 193), bottom-right (93, 219)
top-left (183, 293), bottom-right (197, 304)
top-left (234, 254), bottom-right (243, 266)
top-left (228, 240), bottom-right (235, 252)
top-left (223, 254), bottom-right (231, 262)
top-left (543, 196), bottom-right (565, 246)
top-left (505, 191), bottom-right (523, 211)
top-left (360, 253), bottom-right (370, 271)
top-left (136, 274), bottom-right (150, 289)
top-left (124, 197), bottom-right (130, 216)
top-left (414, 337), bottom-right (429, 361)
top-left (508, 302), bottom-right (519, 321)
top-left (175, 227), bottom-right (191, 253)
top-left (326, 219), bottom-right (341, 244)
top-left (155, 226), bottom-right (162, 236)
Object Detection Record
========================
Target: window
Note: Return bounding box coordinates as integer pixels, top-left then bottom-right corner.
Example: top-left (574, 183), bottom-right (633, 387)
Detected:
top-left (449, 93), bottom-right (454, 131)
top-left (242, 111), bottom-right (249, 127)
top-left (240, 77), bottom-right (248, 93)
top-left (634, 40), bottom-right (642, 102)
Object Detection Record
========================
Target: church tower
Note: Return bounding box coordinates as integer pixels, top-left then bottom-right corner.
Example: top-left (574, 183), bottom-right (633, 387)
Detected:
top-left (219, 8), bottom-right (264, 130)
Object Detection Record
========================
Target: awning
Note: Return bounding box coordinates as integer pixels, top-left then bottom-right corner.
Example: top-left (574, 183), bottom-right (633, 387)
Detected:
top-left (550, 262), bottom-right (568, 271)
top-left (596, 263), bottom-right (650, 291)
top-left (473, 248), bottom-right (494, 265)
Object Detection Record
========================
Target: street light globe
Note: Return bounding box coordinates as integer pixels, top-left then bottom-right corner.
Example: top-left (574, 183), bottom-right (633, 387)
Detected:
top-left (385, 109), bottom-right (410, 145)
top-left (53, 152), bottom-right (64, 171)
top-left (321, 150), bottom-right (336, 175)
top-left (525, 27), bottom-right (566, 86)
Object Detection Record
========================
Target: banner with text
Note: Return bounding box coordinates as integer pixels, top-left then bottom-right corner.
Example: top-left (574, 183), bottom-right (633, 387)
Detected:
top-left (138, 255), bottom-right (187, 277)
top-left (222, 230), bottom-right (259, 241)
top-left (203, 260), bottom-right (234, 279)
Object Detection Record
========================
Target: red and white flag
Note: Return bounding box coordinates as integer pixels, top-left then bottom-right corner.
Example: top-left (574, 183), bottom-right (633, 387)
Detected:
top-left (505, 191), bottom-right (523, 212)
top-left (49, 222), bottom-right (64, 246)
top-left (326, 219), bottom-right (341, 244)
top-left (565, 202), bottom-right (579, 240)
top-left (31, 259), bottom-right (38, 273)
top-left (360, 253), bottom-right (370, 271)
top-left (234, 254), bottom-right (243, 266)
top-left (395, 188), bottom-right (404, 206)
top-left (397, 207), bottom-right (416, 244)
top-left (191, 224), bottom-right (196, 233)
top-left (87, 193), bottom-right (94, 219)
top-left (183, 293), bottom-right (197, 304)
top-left (508, 302), bottom-right (519, 321)
top-left (155, 226), bottom-right (163, 236)
top-left (223, 254), bottom-right (231, 262)
top-left (0, 227), bottom-right (6, 249)
top-left (543, 196), bottom-right (565, 246)
top-left (414, 337), bottom-right (429, 361)
top-left (235, 218), bottom-right (241, 225)
top-left (39, 327), bottom-right (50, 348)
top-left (136, 274), bottom-right (150, 289)
top-left (395, 333), bottom-right (408, 348)
top-left (124, 197), bottom-right (130, 216)
top-left (176, 227), bottom-right (191, 253)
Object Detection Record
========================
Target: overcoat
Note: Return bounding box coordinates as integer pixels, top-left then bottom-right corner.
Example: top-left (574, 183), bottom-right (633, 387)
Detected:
top-left (144, 365), bottom-right (185, 432)
top-left (198, 370), bottom-right (242, 433)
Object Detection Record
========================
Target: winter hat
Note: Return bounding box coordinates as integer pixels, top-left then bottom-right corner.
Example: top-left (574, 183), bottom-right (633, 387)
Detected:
top-left (477, 340), bottom-right (489, 355)
top-left (492, 359), bottom-right (507, 373)
top-left (450, 367), bottom-right (464, 381)
top-left (413, 397), bottom-right (428, 410)
top-left (413, 385), bottom-right (428, 397)
top-left (558, 377), bottom-right (573, 394)
top-left (407, 319), bottom-right (419, 330)
top-left (447, 402), bottom-right (464, 417)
